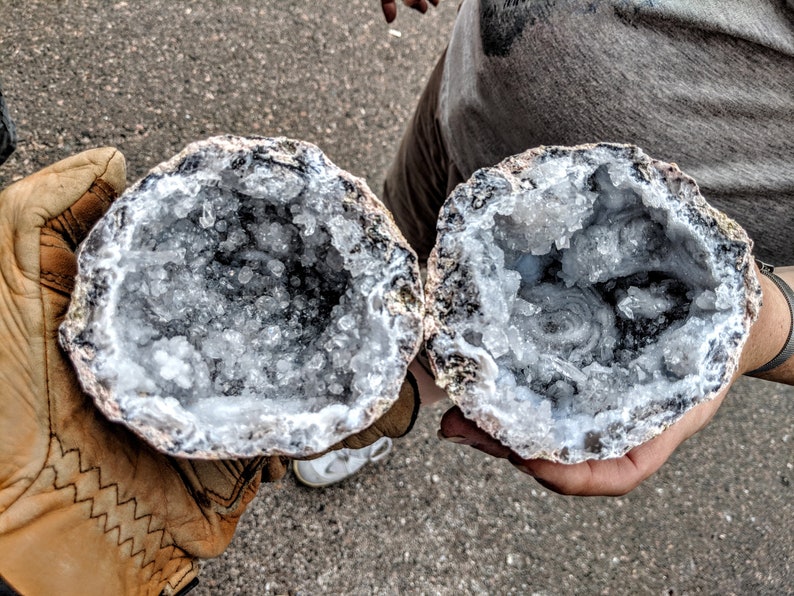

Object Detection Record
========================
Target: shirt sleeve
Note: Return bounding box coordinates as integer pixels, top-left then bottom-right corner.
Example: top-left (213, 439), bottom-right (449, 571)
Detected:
top-left (0, 83), bottom-right (17, 166)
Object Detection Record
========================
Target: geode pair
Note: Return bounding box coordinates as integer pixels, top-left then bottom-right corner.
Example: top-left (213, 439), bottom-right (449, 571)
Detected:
top-left (62, 138), bottom-right (760, 463)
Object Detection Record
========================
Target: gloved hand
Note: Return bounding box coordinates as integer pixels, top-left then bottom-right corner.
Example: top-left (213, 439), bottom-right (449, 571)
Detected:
top-left (321, 370), bottom-right (420, 453)
top-left (0, 148), bottom-right (286, 596)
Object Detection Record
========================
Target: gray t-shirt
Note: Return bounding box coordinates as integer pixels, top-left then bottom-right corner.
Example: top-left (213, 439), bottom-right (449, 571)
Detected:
top-left (439, 0), bottom-right (794, 262)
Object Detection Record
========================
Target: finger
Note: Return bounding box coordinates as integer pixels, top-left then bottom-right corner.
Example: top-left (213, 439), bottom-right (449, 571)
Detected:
top-left (9, 147), bottom-right (124, 223)
top-left (262, 455), bottom-right (289, 483)
top-left (173, 457), bottom-right (265, 516)
top-left (438, 406), bottom-right (514, 459)
top-left (2, 148), bottom-right (125, 286)
top-left (439, 405), bottom-right (662, 495)
top-left (381, 0), bottom-right (397, 22)
top-left (440, 379), bottom-right (729, 496)
top-left (339, 370), bottom-right (421, 450)
top-left (440, 392), bottom-right (723, 496)
top-left (386, 369), bottom-right (422, 438)
top-left (510, 455), bottom-right (647, 496)
top-left (40, 174), bottom-right (122, 295)
top-left (403, 0), bottom-right (429, 14)
top-left (509, 427), bottom-right (686, 496)
top-left (164, 457), bottom-right (266, 560)
top-left (512, 391), bottom-right (729, 496)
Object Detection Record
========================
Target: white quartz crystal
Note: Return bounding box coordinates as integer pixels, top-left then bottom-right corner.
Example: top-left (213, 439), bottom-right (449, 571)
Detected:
top-left (425, 144), bottom-right (760, 463)
top-left (61, 136), bottom-right (423, 458)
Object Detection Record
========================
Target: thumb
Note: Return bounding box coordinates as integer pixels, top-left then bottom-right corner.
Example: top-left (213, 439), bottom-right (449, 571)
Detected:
top-left (28, 147), bottom-right (124, 219)
top-left (438, 406), bottom-right (514, 460)
top-left (1, 147), bottom-right (126, 286)
top-left (39, 148), bottom-right (126, 296)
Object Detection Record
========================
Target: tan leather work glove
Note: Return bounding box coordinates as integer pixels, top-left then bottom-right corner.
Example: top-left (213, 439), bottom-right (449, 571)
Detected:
top-left (321, 370), bottom-right (421, 453)
top-left (0, 148), bottom-right (286, 596)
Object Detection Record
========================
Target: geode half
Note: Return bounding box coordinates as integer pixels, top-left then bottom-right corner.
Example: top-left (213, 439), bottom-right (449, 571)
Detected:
top-left (425, 144), bottom-right (760, 463)
top-left (61, 136), bottom-right (424, 458)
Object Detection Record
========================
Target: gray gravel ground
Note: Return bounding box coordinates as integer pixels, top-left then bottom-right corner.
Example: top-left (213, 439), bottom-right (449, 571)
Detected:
top-left (2, 1), bottom-right (792, 594)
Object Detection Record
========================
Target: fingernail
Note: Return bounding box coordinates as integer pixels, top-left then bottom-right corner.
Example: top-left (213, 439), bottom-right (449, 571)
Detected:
top-left (437, 430), bottom-right (471, 445)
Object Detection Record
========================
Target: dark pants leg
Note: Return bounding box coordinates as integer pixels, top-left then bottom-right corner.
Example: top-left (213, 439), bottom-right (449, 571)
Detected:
top-left (381, 50), bottom-right (463, 264)
top-left (0, 83), bottom-right (17, 166)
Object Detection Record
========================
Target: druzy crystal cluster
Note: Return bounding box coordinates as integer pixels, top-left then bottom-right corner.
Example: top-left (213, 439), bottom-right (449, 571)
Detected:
top-left (425, 144), bottom-right (760, 463)
top-left (61, 136), bottom-right (423, 458)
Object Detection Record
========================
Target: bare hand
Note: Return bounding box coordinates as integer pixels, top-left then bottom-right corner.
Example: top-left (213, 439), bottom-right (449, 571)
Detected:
top-left (439, 387), bottom-right (727, 496)
top-left (437, 262), bottom-right (794, 496)
top-left (380, 0), bottom-right (440, 23)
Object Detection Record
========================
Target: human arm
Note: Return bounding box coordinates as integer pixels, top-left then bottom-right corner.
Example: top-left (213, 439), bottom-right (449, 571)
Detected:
top-left (437, 264), bottom-right (794, 496)
top-left (380, 0), bottom-right (441, 23)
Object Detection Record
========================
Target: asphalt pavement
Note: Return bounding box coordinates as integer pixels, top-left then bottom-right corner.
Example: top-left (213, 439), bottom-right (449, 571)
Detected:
top-left (1, 1), bottom-right (792, 594)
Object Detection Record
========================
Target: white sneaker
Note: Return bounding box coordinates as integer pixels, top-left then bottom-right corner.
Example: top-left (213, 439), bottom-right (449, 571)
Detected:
top-left (293, 437), bottom-right (394, 487)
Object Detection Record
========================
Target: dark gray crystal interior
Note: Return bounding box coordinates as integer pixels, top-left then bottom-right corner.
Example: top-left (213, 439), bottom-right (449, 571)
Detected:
top-left (426, 144), bottom-right (759, 463)
top-left (62, 137), bottom-right (423, 457)
top-left (115, 167), bottom-right (354, 405)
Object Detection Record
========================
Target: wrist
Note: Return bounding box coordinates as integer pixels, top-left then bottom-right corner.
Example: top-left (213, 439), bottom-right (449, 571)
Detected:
top-left (741, 263), bottom-right (794, 376)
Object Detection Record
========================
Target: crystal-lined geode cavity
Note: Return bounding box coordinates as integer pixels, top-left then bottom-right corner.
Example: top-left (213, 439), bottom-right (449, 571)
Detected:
top-left (61, 136), bottom-right (424, 458)
top-left (425, 144), bottom-right (760, 463)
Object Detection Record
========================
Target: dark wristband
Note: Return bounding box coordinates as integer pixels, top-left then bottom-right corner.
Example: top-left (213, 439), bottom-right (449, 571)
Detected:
top-left (748, 260), bottom-right (794, 375)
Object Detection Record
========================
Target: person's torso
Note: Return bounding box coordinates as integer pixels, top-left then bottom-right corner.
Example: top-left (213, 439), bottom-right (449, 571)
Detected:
top-left (440, 0), bottom-right (794, 262)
